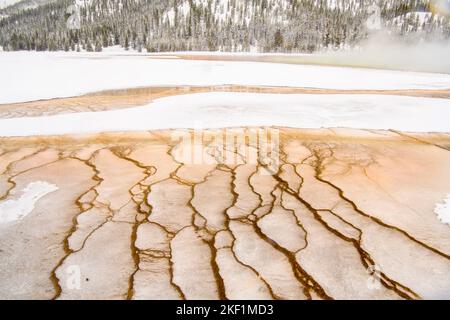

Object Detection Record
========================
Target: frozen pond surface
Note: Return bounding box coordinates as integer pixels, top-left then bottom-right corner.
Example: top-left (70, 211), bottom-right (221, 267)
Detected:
top-left (1, 51), bottom-right (450, 104)
top-left (0, 93), bottom-right (449, 136)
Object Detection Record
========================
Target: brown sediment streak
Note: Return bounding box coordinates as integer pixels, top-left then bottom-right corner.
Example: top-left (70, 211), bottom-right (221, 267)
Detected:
top-left (187, 170), bottom-right (228, 300)
top-left (280, 147), bottom-right (355, 239)
top-left (0, 148), bottom-right (49, 200)
top-left (168, 234), bottom-right (187, 300)
top-left (142, 178), bottom-right (186, 301)
top-left (274, 175), bottom-right (418, 299)
top-left (213, 133), bottom-right (316, 298)
top-left (255, 180), bottom-right (330, 300)
top-left (223, 163), bottom-right (279, 300)
top-left (2, 147), bottom-right (47, 175)
top-left (280, 191), bottom-right (309, 252)
top-left (223, 160), bottom-right (277, 297)
top-left (202, 141), bottom-right (277, 299)
top-left (0, 149), bottom-right (79, 299)
top-left (228, 238), bottom-right (280, 300)
top-left (245, 165), bottom-right (264, 208)
top-left (109, 146), bottom-right (191, 300)
top-left (389, 130), bottom-right (450, 151)
top-left (49, 151), bottom-right (104, 300)
top-left (243, 157), bottom-right (318, 298)
top-left (108, 147), bottom-right (151, 299)
top-left (255, 138), bottom-right (332, 299)
top-left (318, 209), bottom-right (362, 240)
top-left (125, 174), bottom-right (186, 298)
top-left (205, 237), bottom-right (228, 300)
top-left (1, 85), bottom-right (449, 119)
top-left (252, 210), bottom-right (327, 300)
top-left (318, 209), bottom-right (415, 299)
top-left (266, 155), bottom-right (419, 299)
top-left (126, 235), bottom-right (139, 301)
top-left (292, 165), bottom-right (305, 194)
top-left (271, 145), bottom-right (419, 298)
top-left (226, 166), bottom-right (239, 223)
top-left (3, 128), bottom-right (450, 299)
top-left (310, 148), bottom-right (450, 261)
top-left (150, 140), bottom-right (222, 299)
top-left (277, 163), bottom-right (309, 244)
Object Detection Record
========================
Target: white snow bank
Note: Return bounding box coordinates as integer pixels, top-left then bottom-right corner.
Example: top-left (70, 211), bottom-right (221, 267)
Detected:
top-left (1, 51), bottom-right (450, 104)
top-left (0, 181), bottom-right (59, 224)
top-left (435, 194), bottom-right (450, 226)
top-left (0, 0), bottom-right (21, 9)
top-left (0, 93), bottom-right (449, 137)
top-left (156, 51), bottom-right (311, 57)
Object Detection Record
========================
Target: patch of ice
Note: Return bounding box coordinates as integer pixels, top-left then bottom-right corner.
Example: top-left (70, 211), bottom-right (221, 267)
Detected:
top-left (0, 181), bottom-right (59, 224)
top-left (1, 51), bottom-right (450, 104)
top-left (0, 93), bottom-right (449, 137)
top-left (435, 194), bottom-right (450, 226)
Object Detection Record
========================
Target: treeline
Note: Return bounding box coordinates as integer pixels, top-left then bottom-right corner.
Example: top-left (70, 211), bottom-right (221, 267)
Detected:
top-left (0, 0), bottom-right (448, 53)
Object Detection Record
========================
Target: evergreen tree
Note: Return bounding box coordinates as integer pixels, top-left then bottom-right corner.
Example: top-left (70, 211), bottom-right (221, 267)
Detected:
top-left (0, 0), bottom-right (447, 53)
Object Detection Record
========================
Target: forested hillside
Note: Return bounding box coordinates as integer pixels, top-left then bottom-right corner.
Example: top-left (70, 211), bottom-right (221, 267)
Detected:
top-left (0, 0), bottom-right (448, 52)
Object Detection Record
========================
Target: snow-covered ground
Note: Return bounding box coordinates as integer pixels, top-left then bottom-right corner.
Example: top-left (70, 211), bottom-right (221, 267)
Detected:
top-left (435, 194), bottom-right (450, 226)
top-left (1, 51), bottom-right (450, 104)
top-left (0, 181), bottom-right (58, 224)
top-left (0, 0), bottom-right (21, 9)
top-left (391, 11), bottom-right (447, 31)
top-left (0, 93), bottom-right (449, 136)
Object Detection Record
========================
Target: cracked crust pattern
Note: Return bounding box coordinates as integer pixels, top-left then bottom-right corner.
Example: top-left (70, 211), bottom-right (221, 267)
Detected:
top-left (0, 128), bottom-right (450, 299)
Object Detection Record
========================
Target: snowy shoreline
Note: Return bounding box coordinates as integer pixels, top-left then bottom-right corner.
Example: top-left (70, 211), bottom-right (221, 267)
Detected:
top-left (1, 51), bottom-right (450, 104)
top-left (0, 92), bottom-right (449, 137)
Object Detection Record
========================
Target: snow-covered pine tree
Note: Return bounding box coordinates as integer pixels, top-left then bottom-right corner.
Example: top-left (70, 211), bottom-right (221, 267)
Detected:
top-left (0, 0), bottom-right (448, 52)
